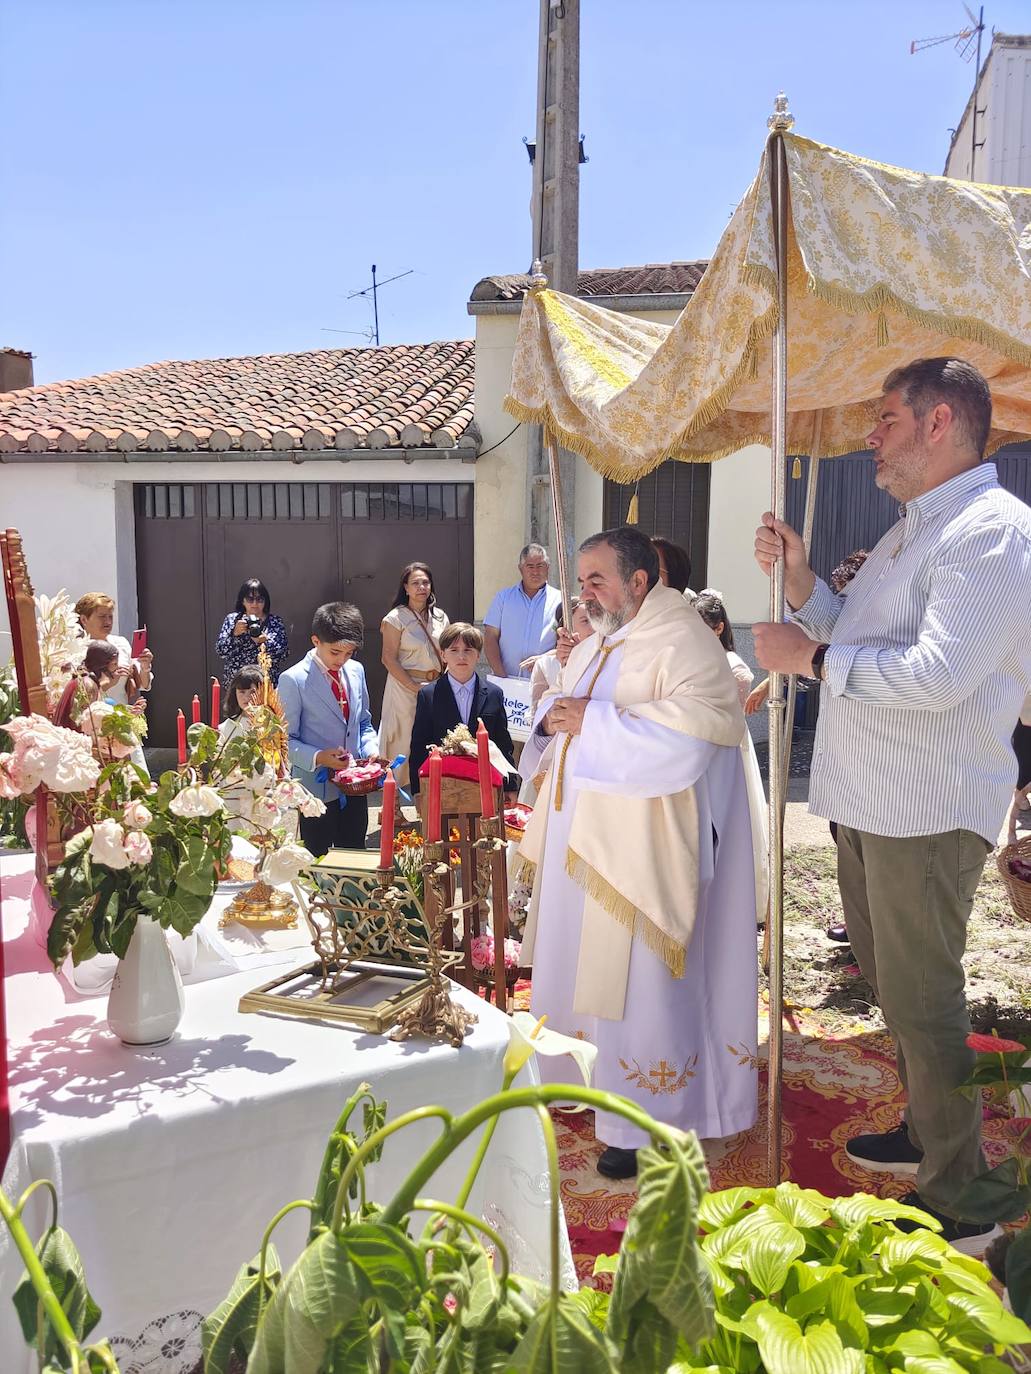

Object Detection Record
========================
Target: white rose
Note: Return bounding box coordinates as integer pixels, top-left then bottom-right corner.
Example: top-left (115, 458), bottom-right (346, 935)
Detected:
top-left (168, 783), bottom-right (225, 818)
top-left (124, 830), bottom-right (153, 865)
top-left (297, 791), bottom-right (327, 818)
top-left (123, 799), bottom-right (153, 828)
top-left (251, 794), bottom-right (282, 827)
top-left (272, 779), bottom-right (308, 808)
top-left (89, 819), bottom-right (129, 870)
top-left (263, 842), bottom-right (314, 886)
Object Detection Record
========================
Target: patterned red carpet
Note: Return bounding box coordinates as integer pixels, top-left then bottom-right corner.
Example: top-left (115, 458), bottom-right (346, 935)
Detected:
top-left (535, 994), bottom-right (1030, 1285)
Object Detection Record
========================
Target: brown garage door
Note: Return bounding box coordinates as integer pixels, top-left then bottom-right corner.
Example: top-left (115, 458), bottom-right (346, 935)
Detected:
top-left (135, 480), bottom-right (474, 746)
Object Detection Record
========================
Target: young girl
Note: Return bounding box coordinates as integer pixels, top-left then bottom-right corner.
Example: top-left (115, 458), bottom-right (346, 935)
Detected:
top-left (217, 665), bottom-right (264, 745)
top-left (693, 591), bottom-right (754, 709)
top-left (82, 640), bottom-right (121, 703)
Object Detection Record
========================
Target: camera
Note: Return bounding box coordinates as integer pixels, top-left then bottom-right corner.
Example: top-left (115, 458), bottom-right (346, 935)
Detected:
top-left (241, 614), bottom-right (265, 639)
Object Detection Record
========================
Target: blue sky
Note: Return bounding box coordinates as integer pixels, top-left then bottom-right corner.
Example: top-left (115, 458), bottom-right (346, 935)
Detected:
top-left (4, 0), bottom-right (1028, 384)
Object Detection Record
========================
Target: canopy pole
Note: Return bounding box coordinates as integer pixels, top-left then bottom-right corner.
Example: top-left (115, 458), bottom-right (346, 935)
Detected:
top-left (779, 412), bottom-right (823, 806)
top-left (545, 430), bottom-right (574, 629)
top-left (765, 93), bottom-right (794, 1188)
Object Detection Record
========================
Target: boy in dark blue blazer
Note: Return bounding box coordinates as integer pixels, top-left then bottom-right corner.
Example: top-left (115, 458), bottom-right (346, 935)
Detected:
top-left (278, 601), bottom-right (381, 857)
top-left (409, 623), bottom-right (516, 794)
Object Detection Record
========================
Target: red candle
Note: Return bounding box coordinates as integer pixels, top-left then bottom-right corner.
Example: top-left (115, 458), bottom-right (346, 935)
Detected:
top-left (379, 774), bottom-right (396, 870)
top-left (176, 709), bottom-right (187, 766)
top-left (476, 718), bottom-right (495, 819)
top-left (426, 747), bottom-right (443, 843)
top-left (191, 694), bottom-right (201, 725)
top-left (210, 677), bottom-right (221, 729)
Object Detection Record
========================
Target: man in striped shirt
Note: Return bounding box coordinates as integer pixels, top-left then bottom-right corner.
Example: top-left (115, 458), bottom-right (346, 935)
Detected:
top-left (753, 357), bottom-right (1031, 1255)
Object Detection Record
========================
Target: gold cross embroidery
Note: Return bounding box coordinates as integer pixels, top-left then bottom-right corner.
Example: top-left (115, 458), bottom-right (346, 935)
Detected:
top-left (649, 1060), bottom-right (678, 1090)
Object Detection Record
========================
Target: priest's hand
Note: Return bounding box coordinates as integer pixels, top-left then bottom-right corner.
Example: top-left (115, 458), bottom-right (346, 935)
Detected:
top-left (752, 622), bottom-right (821, 677)
top-left (543, 695), bottom-right (589, 736)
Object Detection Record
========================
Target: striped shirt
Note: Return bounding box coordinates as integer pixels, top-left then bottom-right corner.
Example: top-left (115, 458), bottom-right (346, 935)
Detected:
top-left (792, 463), bottom-right (1031, 842)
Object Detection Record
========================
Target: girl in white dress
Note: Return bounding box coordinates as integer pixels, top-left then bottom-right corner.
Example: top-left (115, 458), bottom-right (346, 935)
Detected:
top-left (75, 592), bottom-right (153, 774)
top-left (379, 562), bottom-right (449, 792)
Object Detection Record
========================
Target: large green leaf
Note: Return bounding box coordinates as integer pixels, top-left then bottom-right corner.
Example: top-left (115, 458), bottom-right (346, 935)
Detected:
top-left (462, 1249), bottom-right (500, 1332)
top-left (786, 1270), bottom-right (867, 1349)
top-left (698, 1187), bottom-right (767, 1231)
top-left (619, 1295), bottom-right (678, 1374)
top-left (703, 1203), bottom-right (807, 1296)
top-left (606, 1139), bottom-right (713, 1347)
top-left (247, 1230), bottom-right (365, 1374)
top-left (1007, 1224), bottom-right (1031, 1325)
top-left (12, 1224), bottom-right (102, 1362)
top-left (326, 1314), bottom-right (378, 1373)
top-left (509, 1295), bottom-right (622, 1373)
top-left (201, 1246), bottom-right (280, 1374)
top-left (952, 1158), bottom-right (1031, 1223)
top-left (943, 1287), bottom-right (1031, 1348)
top-left (829, 1195), bottom-right (941, 1231)
top-left (343, 1221), bottom-right (425, 1355)
top-left (773, 1183), bottom-right (832, 1229)
top-left (742, 1303), bottom-right (864, 1374)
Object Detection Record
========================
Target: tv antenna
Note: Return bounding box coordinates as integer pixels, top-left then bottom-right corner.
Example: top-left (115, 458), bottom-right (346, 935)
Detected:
top-left (344, 264), bottom-right (414, 347)
top-left (911, 5), bottom-right (986, 177)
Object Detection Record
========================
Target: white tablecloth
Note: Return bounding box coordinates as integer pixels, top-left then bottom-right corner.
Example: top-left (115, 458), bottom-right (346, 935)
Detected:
top-left (0, 853), bottom-right (573, 1373)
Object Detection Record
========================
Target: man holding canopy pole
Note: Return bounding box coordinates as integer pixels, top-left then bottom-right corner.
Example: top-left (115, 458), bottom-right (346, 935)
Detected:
top-left (517, 526), bottom-right (759, 1180)
top-left (753, 356), bottom-right (1031, 1254)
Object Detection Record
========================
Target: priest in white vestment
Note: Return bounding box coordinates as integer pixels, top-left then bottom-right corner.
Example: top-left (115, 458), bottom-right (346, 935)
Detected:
top-left (519, 528), bottom-right (759, 1179)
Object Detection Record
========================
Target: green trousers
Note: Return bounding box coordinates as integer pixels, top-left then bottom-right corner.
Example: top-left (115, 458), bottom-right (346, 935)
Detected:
top-left (836, 825), bottom-right (991, 1218)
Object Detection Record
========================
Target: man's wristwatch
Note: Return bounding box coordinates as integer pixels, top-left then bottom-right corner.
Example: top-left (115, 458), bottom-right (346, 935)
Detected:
top-left (810, 643), bottom-right (830, 681)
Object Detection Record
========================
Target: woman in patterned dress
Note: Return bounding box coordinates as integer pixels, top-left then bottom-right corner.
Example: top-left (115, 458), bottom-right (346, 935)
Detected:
top-left (215, 578), bottom-right (289, 689)
top-left (379, 562), bottom-right (449, 791)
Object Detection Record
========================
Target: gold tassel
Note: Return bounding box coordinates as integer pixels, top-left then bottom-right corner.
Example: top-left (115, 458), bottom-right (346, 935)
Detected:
top-left (626, 488), bottom-right (639, 525)
top-left (791, 456), bottom-right (802, 479)
top-left (748, 347), bottom-right (759, 380)
top-left (876, 312), bottom-right (889, 347)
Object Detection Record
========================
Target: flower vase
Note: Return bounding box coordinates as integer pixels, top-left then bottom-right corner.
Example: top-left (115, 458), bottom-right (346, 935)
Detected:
top-left (107, 914), bottom-right (185, 1046)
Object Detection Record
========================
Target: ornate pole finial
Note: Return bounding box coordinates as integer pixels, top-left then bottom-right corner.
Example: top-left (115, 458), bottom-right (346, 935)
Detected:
top-left (528, 258), bottom-right (549, 291)
top-left (767, 92), bottom-right (795, 132)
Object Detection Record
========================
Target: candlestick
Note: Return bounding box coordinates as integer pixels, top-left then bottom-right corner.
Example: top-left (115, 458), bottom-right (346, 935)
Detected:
top-left (191, 694), bottom-right (201, 725)
top-left (176, 709), bottom-right (187, 767)
top-left (379, 774), bottom-right (396, 870)
top-left (426, 748), bottom-right (443, 843)
top-left (210, 677), bottom-right (221, 729)
top-left (476, 718), bottom-right (496, 819)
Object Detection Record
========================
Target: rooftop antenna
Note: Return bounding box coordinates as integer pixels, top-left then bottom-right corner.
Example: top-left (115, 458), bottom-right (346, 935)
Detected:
top-left (344, 265), bottom-right (414, 346)
top-left (910, 5), bottom-right (986, 178)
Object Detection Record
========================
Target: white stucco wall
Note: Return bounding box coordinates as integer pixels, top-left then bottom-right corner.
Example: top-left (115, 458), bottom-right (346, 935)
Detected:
top-left (0, 456), bottom-right (474, 659)
top-left (706, 442), bottom-right (774, 624)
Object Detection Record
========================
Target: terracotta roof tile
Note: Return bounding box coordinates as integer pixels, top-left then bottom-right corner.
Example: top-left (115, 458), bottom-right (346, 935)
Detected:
top-left (469, 261), bottom-right (708, 302)
top-left (0, 341), bottom-right (476, 457)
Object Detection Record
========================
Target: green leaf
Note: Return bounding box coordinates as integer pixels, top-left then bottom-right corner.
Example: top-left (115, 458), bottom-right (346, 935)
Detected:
top-left (463, 1249), bottom-right (500, 1332)
top-left (343, 1221), bottom-right (425, 1355)
top-left (1007, 1224), bottom-right (1031, 1325)
top-left (326, 1314), bottom-right (377, 1372)
top-left (619, 1296), bottom-right (679, 1374)
top-left (201, 1247), bottom-right (280, 1374)
top-left (607, 1138), bottom-right (713, 1347)
top-left (247, 1230), bottom-right (365, 1374)
top-left (703, 1203), bottom-right (807, 1296)
top-left (12, 1224), bottom-right (102, 1362)
top-left (509, 1295), bottom-right (622, 1373)
top-left (830, 1194), bottom-right (942, 1231)
top-left (943, 1287), bottom-right (1031, 1348)
top-left (952, 1158), bottom-right (1031, 1223)
top-left (742, 1304), bottom-right (864, 1374)
top-left (568, 1287), bottom-right (610, 1332)
top-left (855, 1285), bottom-right (917, 1329)
top-left (773, 1183), bottom-right (832, 1229)
top-left (698, 1186), bottom-right (767, 1231)
top-left (592, 1253), bottom-right (619, 1276)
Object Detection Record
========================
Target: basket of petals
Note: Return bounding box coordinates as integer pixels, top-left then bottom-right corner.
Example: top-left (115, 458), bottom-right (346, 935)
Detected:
top-left (333, 761), bottom-right (386, 797)
top-left (995, 833), bottom-right (1031, 923)
top-left (503, 802), bottom-right (533, 843)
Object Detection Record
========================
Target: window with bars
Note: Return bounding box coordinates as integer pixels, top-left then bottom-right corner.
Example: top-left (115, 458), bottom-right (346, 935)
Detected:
top-left (339, 482), bottom-right (472, 521)
top-left (203, 483), bottom-right (332, 521)
top-left (138, 484), bottom-right (196, 519)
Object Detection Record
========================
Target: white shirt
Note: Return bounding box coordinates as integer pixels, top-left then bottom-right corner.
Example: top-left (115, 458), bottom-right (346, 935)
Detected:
top-left (792, 463), bottom-right (1031, 841)
top-left (447, 673), bottom-right (476, 726)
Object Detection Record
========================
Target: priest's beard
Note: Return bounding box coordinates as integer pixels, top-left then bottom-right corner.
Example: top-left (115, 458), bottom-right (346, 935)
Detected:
top-left (584, 585), bottom-right (636, 636)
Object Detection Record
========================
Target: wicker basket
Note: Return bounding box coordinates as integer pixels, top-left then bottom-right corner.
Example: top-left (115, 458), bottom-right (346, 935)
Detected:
top-left (333, 766), bottom-right (386, 797)
top-left (995, 833), bottom-right (1031, 923)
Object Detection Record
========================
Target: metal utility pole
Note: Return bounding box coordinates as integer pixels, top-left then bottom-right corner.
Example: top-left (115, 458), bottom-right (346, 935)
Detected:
top-left (527, 0), bottom-right (581, 566)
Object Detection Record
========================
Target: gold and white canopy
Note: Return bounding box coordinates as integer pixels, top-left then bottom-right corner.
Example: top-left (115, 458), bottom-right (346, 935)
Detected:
top-left (505, 132), bottom-right (1031, 479)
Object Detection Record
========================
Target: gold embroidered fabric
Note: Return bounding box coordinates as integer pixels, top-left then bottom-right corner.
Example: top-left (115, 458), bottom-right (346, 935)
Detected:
top-left (505, 133), bottom-right (1031, 480)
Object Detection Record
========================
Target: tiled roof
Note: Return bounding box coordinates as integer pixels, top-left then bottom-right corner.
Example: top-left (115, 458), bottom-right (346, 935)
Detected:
top-left (469, 261), bottom-right (708, 302)
top-left (0, 340), bottom-right (477, 457)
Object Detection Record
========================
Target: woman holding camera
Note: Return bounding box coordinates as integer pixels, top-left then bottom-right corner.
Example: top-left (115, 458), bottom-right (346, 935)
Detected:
top-left (215, 578), bottom-right (289, 688)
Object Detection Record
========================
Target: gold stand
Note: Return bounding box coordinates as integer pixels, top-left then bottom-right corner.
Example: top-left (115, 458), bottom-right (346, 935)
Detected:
top-left (220, 879), bottom-right (300, 929)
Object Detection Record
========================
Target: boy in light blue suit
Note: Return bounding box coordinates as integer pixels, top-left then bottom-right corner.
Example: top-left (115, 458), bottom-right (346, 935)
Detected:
top-left (278, 602), bottom-right (381, 857)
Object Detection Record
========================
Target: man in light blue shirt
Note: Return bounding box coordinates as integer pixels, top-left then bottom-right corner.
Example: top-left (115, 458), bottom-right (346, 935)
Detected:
top-left (483, 543), bottom-right (563, 679)
top-left (752, 357), bottom-right (1031, 1255)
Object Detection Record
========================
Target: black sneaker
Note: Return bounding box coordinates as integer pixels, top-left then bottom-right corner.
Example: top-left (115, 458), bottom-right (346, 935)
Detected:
top-left (845, 1122), bottom-right (923, 1175)
top-left (597, 1146), bottom-right (637, 1180)
top-left (894, 1190), bottom-right (1004, 1257)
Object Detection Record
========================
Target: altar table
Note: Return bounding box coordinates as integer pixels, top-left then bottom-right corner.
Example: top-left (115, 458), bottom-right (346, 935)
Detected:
top-left (0, 853), bottom-right (572, 1373)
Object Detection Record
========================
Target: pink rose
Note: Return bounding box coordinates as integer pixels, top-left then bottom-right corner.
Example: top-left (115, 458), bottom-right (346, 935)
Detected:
top-left (0, 753), bottom-right (24, 800)
top-left (123, 799), bottom-right (153, 828)
top-left (124, 830), bottom-right (153, 865)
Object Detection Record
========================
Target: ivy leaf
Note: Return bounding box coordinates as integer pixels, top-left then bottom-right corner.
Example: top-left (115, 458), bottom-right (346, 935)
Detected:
top-left (607, 1138), bottom-right (713, 1347)
top-left (509, 1295), bottom-right (623, 1372)
top-left (202, 1246), bottom-right (281, 1374)
top-left (247, 1230), bottom-right (365, 1374)
top-left (12, 1224), bottom-right (102, 1362)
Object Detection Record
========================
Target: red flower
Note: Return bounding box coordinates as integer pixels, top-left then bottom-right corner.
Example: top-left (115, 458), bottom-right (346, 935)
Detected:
top-left (966, 1032), bottom-right (1026, 1055)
